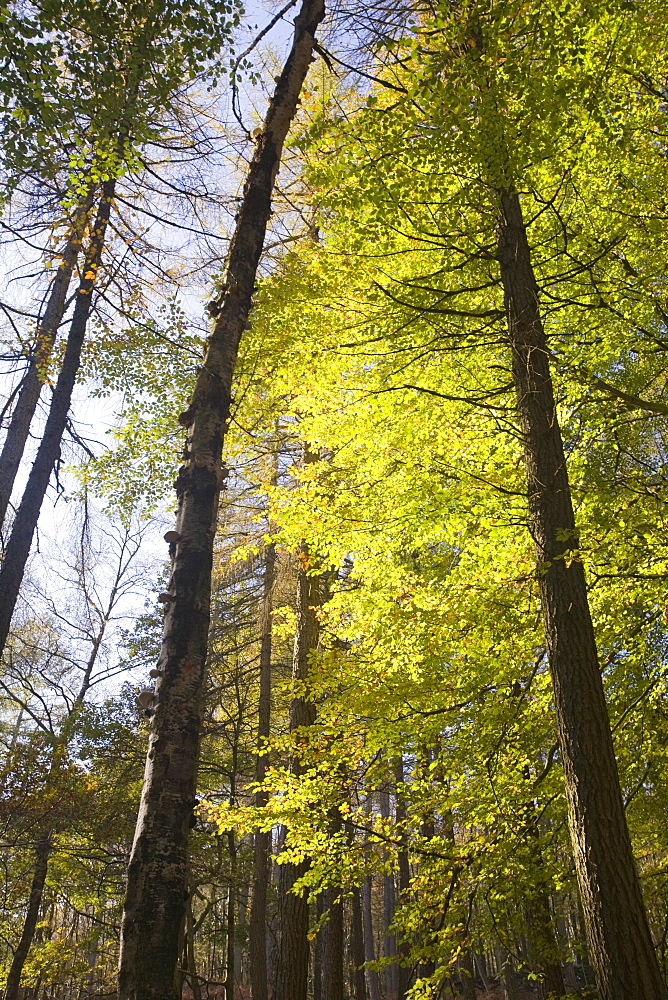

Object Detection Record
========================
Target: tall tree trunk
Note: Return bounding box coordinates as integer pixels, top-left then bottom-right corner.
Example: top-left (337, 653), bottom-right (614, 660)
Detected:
top-left (496, 187), bottom-right (666, 1000)
top-left (361, 876), bottom-right (381, 1000)
top-left (350, 886), bottom-right (368, 1000)
top-left (225, 832), bottom-right (237, 1000)
top-left (249, 543), bottom-right (276, 1000)
top-left (4, 832), bottom-right (52, 1000)
top-left (394, 758), bottom-right (411, 1000)
top-left (117, 4), bottom-right (325, 998)
top-left (380, 787), bottom-right (398, 998)
top-left (0, 193), bottom-right (93, 532)
top-left (314, 893), bottom-right (324, 1000)
top-left (273, 546), bottom-right (323, 1000)
top-left (321, 885), bottom-right (344, 1000)
top-left (235, 881), bottom-right (249, 988)
top-left (0, 181), bottom-right (114, 660)
top-left (322, 806), bottom-right (344, 1000)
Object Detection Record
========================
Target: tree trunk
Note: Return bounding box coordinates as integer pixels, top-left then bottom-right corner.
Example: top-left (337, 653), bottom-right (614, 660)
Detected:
top-left (235, 881), bottom-right (249, 988)
top-left (351, 886), bottom-right (368, 1000)
top-left (273, 547), bottom-right (323, 1000)
top-left (321, 886), bottom-right (344, 1000)
top-left (458, 949), bottom-right (477, 1000)
top-left (249, 544), bottom-right (276, 1000)
top-left (474, 953), bottom-right (489, 994)
top-left (496, 187), bottom-right (666, 1000)
top-left (380, 787), bottom-right (398, 998)
top-left (361, 876), bottom-right (381, 1000)
top-left (494, 946), bottom-right (518, 1000)
top-left (394, 758), bottom-right (412, 1000)
top-left (0, 193), bottom-right (93, 532)
top-left (0, 181), bottom-right (114, 660)
top-left (185, 895), bottom-right (202, 1000)
top-left (314, 893), bottom-right (324, 1000)
top-left (117, 4), bottom-right (325, 998)
top-left (4, 832), bottom-right (52, 1000)
top-left (226, 878), bottom-right (235, 1000)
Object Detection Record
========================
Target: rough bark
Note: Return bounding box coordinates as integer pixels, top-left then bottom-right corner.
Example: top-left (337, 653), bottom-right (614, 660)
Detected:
top-left (3, 833), bottom-right (52, 1000)
top-left (497, 187), bottom-right (666, 1000)
top-left (0, 193), bottom-right (93, 533)
top-left (0, 182), bottom-right (114, 660)
top-left (117, 4), bottom-right (325, 998)
top-left (249, 544), bottom-right (276, 1000)
top-left (273, 550), bottom-right (323, 1000)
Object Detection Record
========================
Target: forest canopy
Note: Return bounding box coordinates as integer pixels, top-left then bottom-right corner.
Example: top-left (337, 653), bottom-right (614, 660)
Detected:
top-left (1, 2), bottom-right (668, 1000)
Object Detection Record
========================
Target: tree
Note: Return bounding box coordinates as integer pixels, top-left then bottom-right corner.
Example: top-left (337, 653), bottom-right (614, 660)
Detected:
top-left (117, 3), bottom-right (326, 996)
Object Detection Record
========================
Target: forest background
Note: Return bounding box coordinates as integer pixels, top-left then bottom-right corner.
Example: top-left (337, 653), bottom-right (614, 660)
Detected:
top-left (1, 1), bottom-right (668, 999)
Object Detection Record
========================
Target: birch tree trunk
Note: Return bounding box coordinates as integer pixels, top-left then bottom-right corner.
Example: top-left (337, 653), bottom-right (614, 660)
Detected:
top-left (117, 4), bottom-right (325, 997)
top-left (497, 187), bottom-right (666, 1000)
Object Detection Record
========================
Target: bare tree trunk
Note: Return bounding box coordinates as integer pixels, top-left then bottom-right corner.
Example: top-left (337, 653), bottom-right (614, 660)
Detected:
top-left (117, 5), bottom-right (325, 998)
top-left (0, 193), bottom-right (93, 532)
top-left (273, 547), bottom-right (323, 1000)
top-left (0, 182), bottom-right (114, 660)
top-left (249, 544), bottom-right (276, 1000)
top-left (4, 833), bottom-right (52, 1000)
top-left (497, 187), bottom-right (666, 1000)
